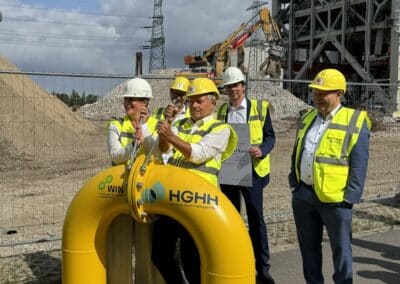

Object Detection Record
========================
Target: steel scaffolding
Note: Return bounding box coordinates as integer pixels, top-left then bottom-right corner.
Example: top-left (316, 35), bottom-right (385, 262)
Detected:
top-left (272, 0), bottom-right (397, 113)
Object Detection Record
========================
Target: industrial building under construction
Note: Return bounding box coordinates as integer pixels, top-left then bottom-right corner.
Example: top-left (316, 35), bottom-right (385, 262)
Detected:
top-left (270, 0), bottom-right (398, 116)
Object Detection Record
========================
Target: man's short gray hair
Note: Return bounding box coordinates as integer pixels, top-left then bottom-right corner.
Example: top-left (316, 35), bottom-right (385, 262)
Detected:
top-left (207, 94), bottom-right (217, 102)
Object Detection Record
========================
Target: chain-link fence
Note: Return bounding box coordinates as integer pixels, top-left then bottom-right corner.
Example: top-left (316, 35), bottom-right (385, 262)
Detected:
top-left (1, 70), bottom-right (399, 282)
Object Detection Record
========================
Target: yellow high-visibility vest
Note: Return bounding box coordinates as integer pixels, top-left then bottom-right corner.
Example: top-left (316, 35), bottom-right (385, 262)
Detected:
top-left (217, 99), bottom-right (271, 177)
top-left (295, 107), bottom-right (369, 202)
top-left (169, 117), bottom-right (238, 187)
top-left (108, 115), bottom-right (139, 166)
top-left (147, 107), bottom-right (191, 134)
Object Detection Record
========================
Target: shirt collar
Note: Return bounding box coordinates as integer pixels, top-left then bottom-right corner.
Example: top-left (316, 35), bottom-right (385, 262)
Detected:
top-left (228, 97), bottom-right (247, 111)
top-left (190, 114), bottom-right (214, 127)
top-left (318, 104), bottom-right (341, 121)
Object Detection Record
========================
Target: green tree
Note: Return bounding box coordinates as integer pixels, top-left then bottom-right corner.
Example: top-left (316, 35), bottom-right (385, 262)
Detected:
top-left (70, 89), bottom-right (80, 107)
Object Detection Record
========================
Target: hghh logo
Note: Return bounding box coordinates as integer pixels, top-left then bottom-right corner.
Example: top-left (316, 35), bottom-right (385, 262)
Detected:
top-left (141, 182), bottom-right (166, 203)
top-left (169, 190), bottom-right (218, 206)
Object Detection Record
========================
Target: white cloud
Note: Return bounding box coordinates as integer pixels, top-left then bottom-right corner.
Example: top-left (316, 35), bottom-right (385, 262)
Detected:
top-left (0, 0), bottom-right (260, 74)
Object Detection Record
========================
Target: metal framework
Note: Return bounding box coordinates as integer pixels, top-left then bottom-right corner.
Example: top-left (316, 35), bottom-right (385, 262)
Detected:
top-left (272, 0), bottom-right (398, 113)
top-left (143, 0), bottom-right (166, 73)
top-left (246, 1), bottom-right (268, 76)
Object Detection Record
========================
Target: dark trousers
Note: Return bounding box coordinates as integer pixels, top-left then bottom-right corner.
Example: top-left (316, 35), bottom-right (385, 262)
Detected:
top-left (221, 174), bottom-right (271, 274)
top-left (152, 216), bottom-right (200, 284)
top-left (292, 184), bottom-right (353, 284)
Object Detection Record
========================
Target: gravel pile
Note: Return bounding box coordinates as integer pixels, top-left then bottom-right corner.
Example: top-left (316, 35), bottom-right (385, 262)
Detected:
top-left (79, 68), bottom-right (310, 121)
top-left (79, 69), bottom-right (180, 121)
top-left (248, 81), bottom-right (311, 120)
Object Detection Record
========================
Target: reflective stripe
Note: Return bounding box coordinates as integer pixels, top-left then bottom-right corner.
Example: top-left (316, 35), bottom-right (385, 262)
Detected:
top-left (340, 110), bottom-right (361, 159)
top-left (120, 132), bottom-right (134, 139)
top-left (217, 105), bottom-right (226, 121)
top-left (178, 119), bottom-right (225, 137)
top-left (168, 158), bottom-right (220, 175)
top-left (315, 156), bottom-right (349, 166)
top-left (177, 121), bottom-right (225, 136)
top-left (327, 109), bottom-right (361, 160)
top-left (177, 118), bottom-right (189, 127)
top-left (248, 100), bottom-right (265, 122)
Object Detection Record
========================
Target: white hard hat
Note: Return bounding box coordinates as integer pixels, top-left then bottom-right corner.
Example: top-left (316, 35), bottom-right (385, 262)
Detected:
top-left (222, 67), bottom-right (245, 86)
top-left (122, 78), bottom-right (153, 99)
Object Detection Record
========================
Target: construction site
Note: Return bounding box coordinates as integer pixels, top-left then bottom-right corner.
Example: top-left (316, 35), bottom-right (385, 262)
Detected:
top-left (0, 0), bottom-right (400, 283)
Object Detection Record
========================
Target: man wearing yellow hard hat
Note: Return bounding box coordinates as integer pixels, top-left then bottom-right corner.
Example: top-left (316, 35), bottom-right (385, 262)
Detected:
top-left (289, 68), bottom-right (370, 283)
top-left (147, 76), bottom-right (191, 164)
top-left (147, 76), bottom-right (191, 133)
top-left (151, 78), bottom-right (238, 283)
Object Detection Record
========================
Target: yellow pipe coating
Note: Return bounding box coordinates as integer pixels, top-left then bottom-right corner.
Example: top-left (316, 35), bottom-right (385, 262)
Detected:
top-left (62, 156), bottom-right (255, 283)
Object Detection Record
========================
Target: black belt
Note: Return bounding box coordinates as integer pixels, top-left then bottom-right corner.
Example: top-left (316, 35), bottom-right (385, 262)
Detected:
top-left (300, 180), bottom-right (314, 191)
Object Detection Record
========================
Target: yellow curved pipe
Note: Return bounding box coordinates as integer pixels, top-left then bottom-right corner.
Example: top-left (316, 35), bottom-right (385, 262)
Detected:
top-left (62, 156), bottom-right (255, 283)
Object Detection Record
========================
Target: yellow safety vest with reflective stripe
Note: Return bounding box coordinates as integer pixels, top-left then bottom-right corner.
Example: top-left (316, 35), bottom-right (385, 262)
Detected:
top-left (147, 107), bottom-right (191, 134)
top-left (217, 99), bottom-right (270, 177)
top-left (294, 107), bottom-right (369, 202)
top-left (108, 115), bottom-right (139, 166)
top-left (169, 117), bottom-right (238, 187)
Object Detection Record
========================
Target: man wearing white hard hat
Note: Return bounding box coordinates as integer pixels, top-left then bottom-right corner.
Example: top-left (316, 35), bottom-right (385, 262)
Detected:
top-left (107, 77), bottom-right (163, 284)
top-left (217, 67), bottom-right (276, 284)
top-left (107, 77), bottom-right (152, 165)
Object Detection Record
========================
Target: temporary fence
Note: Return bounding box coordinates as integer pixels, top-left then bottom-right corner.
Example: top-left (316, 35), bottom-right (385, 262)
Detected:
top-left (0, 70), bottom-right (399, 282)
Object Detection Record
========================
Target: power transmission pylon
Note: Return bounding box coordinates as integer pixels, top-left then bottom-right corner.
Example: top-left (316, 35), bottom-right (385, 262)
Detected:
top-left (142, 0), bottom-right (166, 73)
top-left (246, 1), bottom-right (268, 76)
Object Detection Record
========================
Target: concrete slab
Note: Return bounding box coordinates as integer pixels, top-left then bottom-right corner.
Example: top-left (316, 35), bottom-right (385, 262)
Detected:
top-left (269, 227), bottom-right (400, 283)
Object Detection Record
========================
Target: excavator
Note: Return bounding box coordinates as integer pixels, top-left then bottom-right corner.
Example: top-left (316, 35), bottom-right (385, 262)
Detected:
top-left (176, 7), bottom-right (284, 86)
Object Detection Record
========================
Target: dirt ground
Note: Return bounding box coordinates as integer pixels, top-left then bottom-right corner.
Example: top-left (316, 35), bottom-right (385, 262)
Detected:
top-left (1, 118), bottom-right (400, 282)
top-left (1, 119), bottom-right (399, 246)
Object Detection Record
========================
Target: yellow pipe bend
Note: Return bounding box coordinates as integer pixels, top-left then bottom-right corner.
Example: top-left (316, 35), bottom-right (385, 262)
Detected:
top-left (62, 157), bottom-right (255, 283)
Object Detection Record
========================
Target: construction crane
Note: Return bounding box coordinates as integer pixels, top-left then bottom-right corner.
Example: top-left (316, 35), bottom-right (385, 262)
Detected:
top-left (177, 7), bottom-right (283, 85)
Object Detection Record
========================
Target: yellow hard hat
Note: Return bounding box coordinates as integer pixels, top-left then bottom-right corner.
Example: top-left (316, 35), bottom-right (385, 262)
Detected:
top-left (186, 78), bottom-right (220, 100)
top-left (171, 76), bottom-right (190, 93)
top-left (309, 68), bottom-right (346, 93)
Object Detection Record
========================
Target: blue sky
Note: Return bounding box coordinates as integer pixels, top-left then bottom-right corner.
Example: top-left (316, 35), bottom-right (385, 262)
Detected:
top-left (0, 0), bottom-right (262, 75)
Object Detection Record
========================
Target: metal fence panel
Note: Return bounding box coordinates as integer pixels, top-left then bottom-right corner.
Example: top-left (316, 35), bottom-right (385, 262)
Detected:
top-left (0, 71), bottom-right (399, 282)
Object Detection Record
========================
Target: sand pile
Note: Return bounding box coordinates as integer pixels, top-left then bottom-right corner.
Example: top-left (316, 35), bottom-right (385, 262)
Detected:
top-left (0, 56), bottom-right (96, 164)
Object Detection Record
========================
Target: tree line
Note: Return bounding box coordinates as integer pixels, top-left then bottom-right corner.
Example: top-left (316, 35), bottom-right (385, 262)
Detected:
top-left (52, 90), bottom-right (98, 110)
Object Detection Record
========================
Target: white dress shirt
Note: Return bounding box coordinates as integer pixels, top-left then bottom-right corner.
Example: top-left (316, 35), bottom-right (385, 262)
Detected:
top-left (300, 104), bottom-right (341, 185)
top-left (227, 98), bottom-right (247, 123)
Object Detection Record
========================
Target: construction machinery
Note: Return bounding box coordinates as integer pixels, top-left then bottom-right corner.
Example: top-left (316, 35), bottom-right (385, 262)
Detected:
top-left (177, 8), bottom-right (284, 86)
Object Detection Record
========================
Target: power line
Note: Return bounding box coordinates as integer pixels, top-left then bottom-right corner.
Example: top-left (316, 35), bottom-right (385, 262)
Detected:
top-left (0, 29), bottom-right (136, 42)
top-left (0, 38), bottom-right (136, 49)
top-left (5, 17), bottom-right (118, 28)
top-left (0, 3), bottom-right (146, 19)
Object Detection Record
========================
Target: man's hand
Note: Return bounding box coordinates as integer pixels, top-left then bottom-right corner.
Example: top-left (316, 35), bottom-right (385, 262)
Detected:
top-left (157, 120), bottom-right (174, 142)
top-left (126, 104), bottom-right (149, 123)
top-left (249, 146), bottom-right (262, 158)
top-left (163, 103), bottom-right (179, 123)
top-left (134, 125), bottom-right (144, 146)
top-left (139, 106), bottom-right (150, 123)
